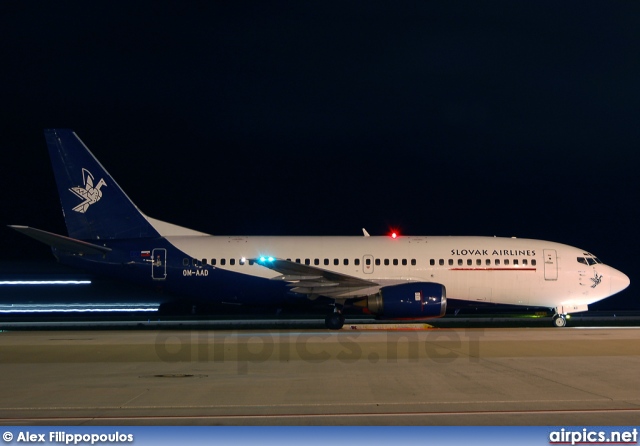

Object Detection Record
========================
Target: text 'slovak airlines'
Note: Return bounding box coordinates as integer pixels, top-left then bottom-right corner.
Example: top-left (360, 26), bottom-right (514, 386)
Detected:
top-left (11, 130), bottom-right (630, 329)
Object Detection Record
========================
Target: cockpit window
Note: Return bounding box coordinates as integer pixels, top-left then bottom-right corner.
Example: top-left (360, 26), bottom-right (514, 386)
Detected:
top-left (577, 255), bottom-right (602, 265)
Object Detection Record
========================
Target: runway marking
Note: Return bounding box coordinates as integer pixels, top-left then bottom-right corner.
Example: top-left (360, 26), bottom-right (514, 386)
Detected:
top-left (0, 397), bottom-right (627, 411)
top-left (120, 390), bottom-right (149, 407)
top-left (2, 408), bottom-right (640, 423)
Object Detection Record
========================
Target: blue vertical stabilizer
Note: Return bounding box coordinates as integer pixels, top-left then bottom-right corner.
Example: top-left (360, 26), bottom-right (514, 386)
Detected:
top-left (45, 129), bottom-right (159, 240)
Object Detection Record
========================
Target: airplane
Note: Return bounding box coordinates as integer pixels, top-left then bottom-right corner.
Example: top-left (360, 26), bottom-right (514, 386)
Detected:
top-left (10, 129), bottom-right (630, 329)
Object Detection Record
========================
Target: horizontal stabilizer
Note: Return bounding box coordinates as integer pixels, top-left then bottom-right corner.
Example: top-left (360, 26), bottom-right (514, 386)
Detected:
top-left (9, 225), bottom-right (112, 256)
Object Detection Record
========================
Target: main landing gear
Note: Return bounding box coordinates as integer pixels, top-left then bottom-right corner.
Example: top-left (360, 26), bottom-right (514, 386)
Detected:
top-left (325, 302), bottom-right (345, 330)
top-left (325, 313), bottom-right (345, 330)
top-left (552, 313), bottom-right (567, 327)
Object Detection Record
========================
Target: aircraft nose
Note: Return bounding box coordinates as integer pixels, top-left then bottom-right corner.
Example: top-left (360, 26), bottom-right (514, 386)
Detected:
top-left (609, 268), bottom-right (630, 295)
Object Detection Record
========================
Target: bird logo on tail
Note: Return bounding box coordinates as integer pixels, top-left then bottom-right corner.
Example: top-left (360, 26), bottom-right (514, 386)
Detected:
top-left (69, 168), bottom-right (107, 213)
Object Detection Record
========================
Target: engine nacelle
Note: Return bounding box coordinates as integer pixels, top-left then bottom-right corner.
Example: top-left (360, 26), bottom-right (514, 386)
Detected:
top-left (366, 282), bottom-right (446, 319)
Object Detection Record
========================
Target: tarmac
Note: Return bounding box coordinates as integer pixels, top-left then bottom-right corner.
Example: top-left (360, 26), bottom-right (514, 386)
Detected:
top-left (1, 324), bottom-right (639, 425)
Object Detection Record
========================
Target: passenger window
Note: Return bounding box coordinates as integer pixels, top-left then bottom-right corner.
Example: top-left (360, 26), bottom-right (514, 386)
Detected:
top-left (202, 258), bottom-right (207, 265)
top-left (334, 259), bottom-right (339, 266)
top-left (393, 259), bottom-right (398, 266)
top-left (402, 259), bottom-right (407, 266)
top-left (314, 259), bottom-right (319, 265)
top-left (485, 259), bottom-right (491, 266)
top-left (513, 259), bottom-right (518, 266)
top-left (495, 259), bottom-right (500, 265)
top-left (439, 259), bottom-right (444, 265)
top-left (522, 259), bottom-right (528, 266)
top-left (240, 258), bottom-right (245, 265)
top-left (430, 259), bottom-right (435, 266)
top-left (532, 259), bottom-right (537, 266)
top-left (467, 259), bottom-right (472, 266)
top-left (504, 259), bottom-right (509, 265)
top-left (230, 258), bottom-right (235, 265)
top-left (324, 258), bottom-right (329, 265)
top-left (476, 259), bottom-right (481, 266)
top-left (211, 258), bottom-right (217, 266)
top-left (305, 259), bottom-right (310, 265)
top-left (411, 259), bottom-right (416, 266)
top-left (220, 259), bottom-right (226, 266)
top-left (343, 259), bottom-right (349, 265)
top-left (248, 259), bottom-right (255, 265)
top-left (458, 259), bottom-right (463, 266)
top-left (355, 259), bottom-right (360, 266)
top-left (183, 258), bottom-right (189, 266)
top-left (384, 259), bottom-right (390, 266)
top-left (365, 258), bottom-right (371, 266)
top-left (448, 259), bottom-right (453, 266)
top-left (375, 259), bottom-right (381, 266)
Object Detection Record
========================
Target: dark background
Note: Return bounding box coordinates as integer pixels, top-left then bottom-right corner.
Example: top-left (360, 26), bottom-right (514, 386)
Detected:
top-left (1, 1), bottom-right (637, 309)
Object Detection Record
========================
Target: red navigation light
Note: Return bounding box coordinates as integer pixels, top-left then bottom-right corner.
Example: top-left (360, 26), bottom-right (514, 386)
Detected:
top-left (388, 227), bottom-right (401, 239)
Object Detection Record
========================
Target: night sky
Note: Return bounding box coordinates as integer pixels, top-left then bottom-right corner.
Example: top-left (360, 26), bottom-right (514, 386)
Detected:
top-left (1, 2), bottom-right (637, 308)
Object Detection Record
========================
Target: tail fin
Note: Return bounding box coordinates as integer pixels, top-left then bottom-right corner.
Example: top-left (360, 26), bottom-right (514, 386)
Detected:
top-left (45, 129), bottom-right (159, 240)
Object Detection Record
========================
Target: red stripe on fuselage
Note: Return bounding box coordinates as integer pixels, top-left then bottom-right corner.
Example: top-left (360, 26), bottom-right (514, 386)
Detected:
top-left (449, 268), bottom-right (537, 271)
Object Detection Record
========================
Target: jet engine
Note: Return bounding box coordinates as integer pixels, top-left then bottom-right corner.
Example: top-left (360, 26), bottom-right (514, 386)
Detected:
top-left (366, 282), bottom-right (446, 319)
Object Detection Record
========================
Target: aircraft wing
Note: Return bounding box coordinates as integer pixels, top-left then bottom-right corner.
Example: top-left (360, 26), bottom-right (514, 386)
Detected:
top-left (253, 258), bottom-right (378, 297)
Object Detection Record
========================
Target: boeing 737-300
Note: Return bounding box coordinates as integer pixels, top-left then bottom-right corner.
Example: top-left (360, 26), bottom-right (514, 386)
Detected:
top-left (10, 129), bottom-right (630, 328)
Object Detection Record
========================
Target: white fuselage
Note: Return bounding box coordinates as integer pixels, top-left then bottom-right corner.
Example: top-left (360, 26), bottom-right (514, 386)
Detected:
top-left (165, 234), bottom-right (629, 313)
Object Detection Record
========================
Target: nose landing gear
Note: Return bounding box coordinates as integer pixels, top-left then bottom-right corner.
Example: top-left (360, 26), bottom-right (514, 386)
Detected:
top-left (552, 313), bottom-right (567, 327)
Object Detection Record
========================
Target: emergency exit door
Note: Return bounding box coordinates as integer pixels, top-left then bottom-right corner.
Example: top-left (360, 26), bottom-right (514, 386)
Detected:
top-left (543, 249), bottom-right (558, 281)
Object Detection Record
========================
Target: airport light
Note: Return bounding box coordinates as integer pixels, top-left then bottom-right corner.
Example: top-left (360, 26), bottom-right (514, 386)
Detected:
top-left (0, 280), bottom-right (91, 286)
top-left (0, 303), bottom-right (158, 313)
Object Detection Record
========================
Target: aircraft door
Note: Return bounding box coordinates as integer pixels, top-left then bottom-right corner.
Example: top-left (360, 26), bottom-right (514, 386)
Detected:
top-left (152, 248), bottom-right (167, 280)
top-left (543, 249), bottom-right (558, 281)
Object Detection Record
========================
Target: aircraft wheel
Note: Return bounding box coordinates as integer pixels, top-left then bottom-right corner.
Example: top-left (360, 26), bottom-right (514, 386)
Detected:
top-left (325, 313), bottom-right (345, 330)
top-left (553, 315), bottom-right (567, 327)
